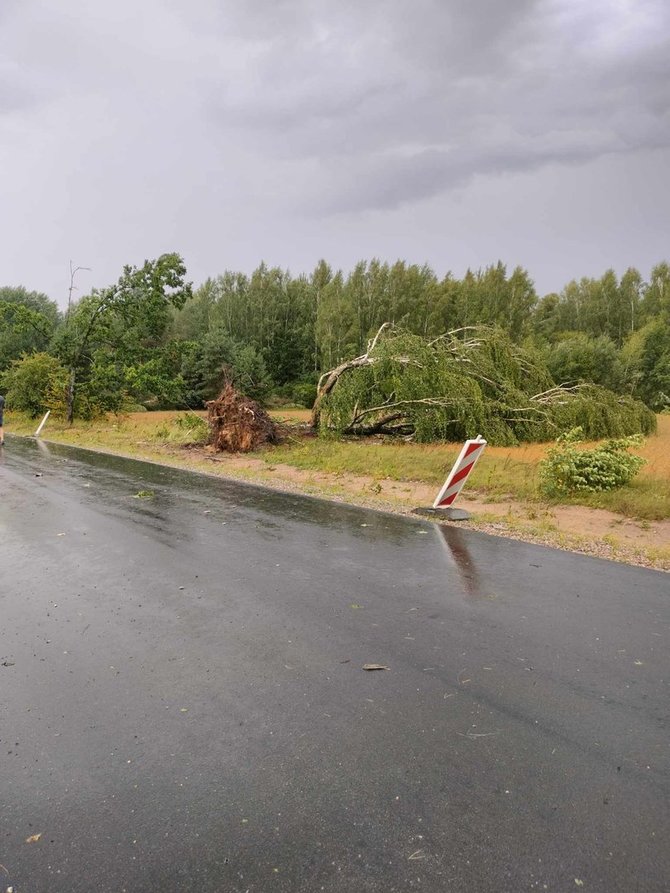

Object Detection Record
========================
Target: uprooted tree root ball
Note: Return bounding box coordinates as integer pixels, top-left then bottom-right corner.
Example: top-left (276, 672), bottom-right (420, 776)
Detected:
top-left (206, 384), bottom-right (282, 453)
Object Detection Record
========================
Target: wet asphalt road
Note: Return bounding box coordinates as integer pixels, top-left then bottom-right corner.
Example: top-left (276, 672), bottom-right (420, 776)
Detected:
top-left (0, 437), bottom-right (668, 893)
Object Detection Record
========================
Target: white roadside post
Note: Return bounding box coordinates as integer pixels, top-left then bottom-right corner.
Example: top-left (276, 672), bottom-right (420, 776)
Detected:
top-left (35, 410), bottom-right (51, 438)
top-left (431, 434), bottom-right (487, 520)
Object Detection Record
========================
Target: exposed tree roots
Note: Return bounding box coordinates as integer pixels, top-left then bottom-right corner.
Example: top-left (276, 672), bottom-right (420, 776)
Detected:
top-left (206, 384), bottom-right (281, 452)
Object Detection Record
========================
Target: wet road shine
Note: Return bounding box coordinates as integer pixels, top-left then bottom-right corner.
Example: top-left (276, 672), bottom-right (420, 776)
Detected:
top-left (1, 438), bottom-right (668, 892)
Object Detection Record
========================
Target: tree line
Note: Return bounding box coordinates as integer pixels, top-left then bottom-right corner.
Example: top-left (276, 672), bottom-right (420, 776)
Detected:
top-left (0, 256), bottom-right (668, 419)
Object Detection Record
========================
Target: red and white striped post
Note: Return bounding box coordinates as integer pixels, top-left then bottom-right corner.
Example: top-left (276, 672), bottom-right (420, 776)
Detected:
top-left (432, 434), bottom-right (487, 517)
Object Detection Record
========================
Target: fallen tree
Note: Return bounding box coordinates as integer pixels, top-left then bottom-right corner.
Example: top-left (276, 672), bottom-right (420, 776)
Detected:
top-left (312, 325), bottom-right (656, 445)
top-left (206, 383), bottom-right (281, 452)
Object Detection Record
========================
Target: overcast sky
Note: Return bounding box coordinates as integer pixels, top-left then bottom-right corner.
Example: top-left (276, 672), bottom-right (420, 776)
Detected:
top-left (1, 0), bottom-right (669, 307)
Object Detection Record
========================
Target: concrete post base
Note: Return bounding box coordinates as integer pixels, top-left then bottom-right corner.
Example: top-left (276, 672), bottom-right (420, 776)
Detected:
top-left (412, 506), bottom-right (471, 521)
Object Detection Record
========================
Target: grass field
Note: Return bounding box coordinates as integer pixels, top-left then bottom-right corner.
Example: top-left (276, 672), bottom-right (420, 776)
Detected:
top-left (267, 413), bottom-right (670, 521)
top-left (7, 410), bottom-right (670, 521)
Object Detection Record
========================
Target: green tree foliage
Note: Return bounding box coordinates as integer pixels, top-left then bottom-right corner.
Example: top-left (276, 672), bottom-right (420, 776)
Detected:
top-left (180, 327), bottom-right (272, 403)
top-left (316, 327), bottom-right (655, 445)
top-left (532, 268), bottom-right (646, 347)
top-left (83, 347), bottom-right (188, 414)
top-left (548, 386), bottom-right (656, 440)
top-left (450, 263), bottom-right (536, 339)
top-left (166, 257), bottom-right (669, 418)
top-left (532, 292), bottom-right (562, 340)
top-left (291, 381), bottom-right (318, 408)
top-left (123, 356), bottom-right (187, 409)
top-left (1, 352), bottom-right (68, 417)
top-left (172, 265), bottom-right (315, 386)
top-left (3, 254), bottom-right (668, 425)
top-left (528, 264), bottom-right (670, 412)
top-left (0, 286), bottom-right (59, 370)
top-left (52, 253), bottom-right (191, 420)
top-left (172, 259), bottom-right (540, 388)
top-left (622, 320), bottom-right (670, 411)
top-left (312, 260), bottom-right (536, 369)
top-left (543, 334), bottom-right (625, 392)
top-left (640, 262), bottom-right (670, 321)
top-left (314, 270), bottom-right (351, 371)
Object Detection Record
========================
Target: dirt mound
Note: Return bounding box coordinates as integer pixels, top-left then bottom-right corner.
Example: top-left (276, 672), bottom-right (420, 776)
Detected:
top-left (206, 385), bottom-right (281, 453)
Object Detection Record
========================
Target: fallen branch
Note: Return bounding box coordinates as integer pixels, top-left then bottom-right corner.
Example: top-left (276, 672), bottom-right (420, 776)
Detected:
top-left (311, 323), bottom-right (422, 428)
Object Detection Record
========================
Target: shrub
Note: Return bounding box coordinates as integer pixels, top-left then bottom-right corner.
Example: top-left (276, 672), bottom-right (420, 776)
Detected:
top-left (1, 352), bottom-right (69, 417)
top-left (292, 381), bottom-right (318, 408)
top-left (539, 427), bottom-right (646, 496)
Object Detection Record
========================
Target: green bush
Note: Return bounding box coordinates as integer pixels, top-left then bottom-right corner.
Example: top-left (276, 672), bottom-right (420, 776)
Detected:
top-left (1, 352), bottom-right (69, 417)
top-left (292, 381), bottom-right (318, 408)
top-left (539, 427), bottom-right (646, 496)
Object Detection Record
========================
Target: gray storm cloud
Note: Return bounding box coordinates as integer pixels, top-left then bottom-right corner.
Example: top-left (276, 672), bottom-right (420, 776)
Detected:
top-left (205, 0), bottom-right (670, 211)
top-left (0, 0), bottom-right (668, 301)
